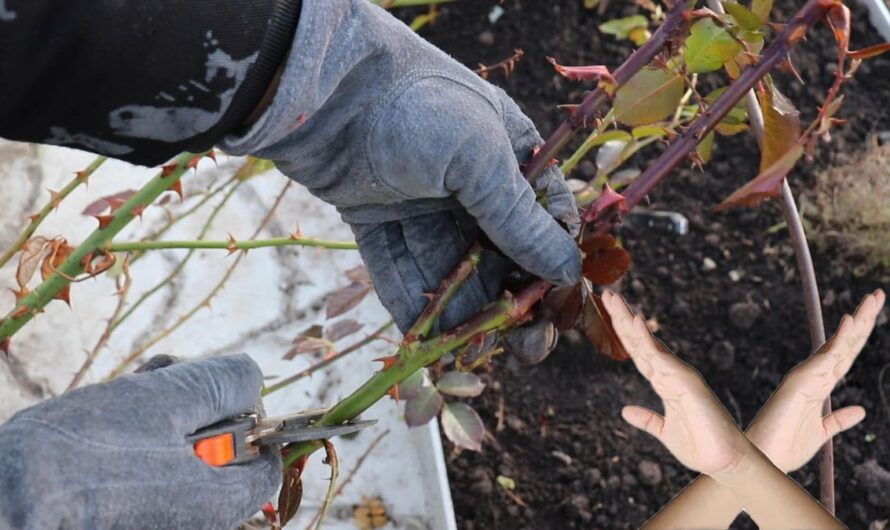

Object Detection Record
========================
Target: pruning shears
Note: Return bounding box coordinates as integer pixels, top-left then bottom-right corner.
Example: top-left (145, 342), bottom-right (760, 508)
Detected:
top-left (188, 409), bottom-right (376, 467)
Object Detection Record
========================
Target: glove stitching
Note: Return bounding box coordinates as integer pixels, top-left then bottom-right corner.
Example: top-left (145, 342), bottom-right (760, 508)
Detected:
top-left (384, 222), bottom-right (426, 325)
top-left (12, 417), bottom-right (185, 452)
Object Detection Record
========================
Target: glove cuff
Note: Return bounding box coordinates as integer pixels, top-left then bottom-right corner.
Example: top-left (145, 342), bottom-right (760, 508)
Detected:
top-left (220, 0), bottom-right (387, 156)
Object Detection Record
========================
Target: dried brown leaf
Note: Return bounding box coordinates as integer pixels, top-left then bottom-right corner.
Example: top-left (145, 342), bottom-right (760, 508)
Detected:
top-left (345, 265), bottom-right (372, 285)
top-left (16, 237), bottom-right (51, 289)
top-left (758, 81), bottom-right (801, 173)
top-left (580, 235), bottom-right (632, 286)
top-left (543, 285), bottom-right (584, 331)
top-left (277, 454), bottom-right (307, 527)
top-left (325, 319), bottom-right (363, 342)
top-left (326, 282), bottom-right (373, 319)
top-left (716, 145), bottom-right (804, 211)
top-left (82, 190), bottom-right (137, 216)
top-left (580, 292), bottom-right (630, 361)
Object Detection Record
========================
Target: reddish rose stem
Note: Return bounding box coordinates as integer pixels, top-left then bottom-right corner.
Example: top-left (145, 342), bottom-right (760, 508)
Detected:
top-left (588, 0), bottom-right (835, 231)
top-left (523, 1), bottom-right (690, 185)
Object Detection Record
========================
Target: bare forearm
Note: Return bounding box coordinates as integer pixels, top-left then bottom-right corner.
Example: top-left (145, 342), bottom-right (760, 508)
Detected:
top-left (713, 445), bottom-right (843, 530)
top-left (642, 475), bottom-right (740, 530)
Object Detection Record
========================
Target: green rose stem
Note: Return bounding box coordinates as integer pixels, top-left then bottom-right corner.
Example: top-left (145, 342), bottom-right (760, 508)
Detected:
top-left (105, 237), bottom-right (358, 253)
top-left (283, 275), bottom-right (549, 467)
top-left (0, 152), bottom-right (198, 345)
top-left (0, 155), bottom-right (108, 269)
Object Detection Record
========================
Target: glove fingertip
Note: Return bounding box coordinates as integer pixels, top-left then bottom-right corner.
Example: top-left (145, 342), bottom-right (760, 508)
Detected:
top-left (537, 229), bottom-right (583, 287)
top-left (226, 353), bottom-right (265, 392)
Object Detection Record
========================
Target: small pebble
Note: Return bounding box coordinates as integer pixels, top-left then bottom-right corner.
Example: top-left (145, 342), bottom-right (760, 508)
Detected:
top-left (552, 450), bottom-right (573, 466)
top-left (562, 494), bottom-right (592, 523)
top-left (584, 467), bottom-right (603, 488)
top-left (637, 459), bottom-right (663, 486)
top-left (729, 301), bottom-right (761, 330)
top-left (622, 472), bottom-right (638, 488)
top-left (702, 257), bottom-right (717, 271)
top-left (477, 30), bottom-right (496, 47)
top-left (707, 340), bottom-right (736, 371)
top-left (855, 460), bottom-right (890, 508)
top-left (469, 468), bottom-right (493, 496)
top-left (506, 414), bottom-right (526, 432)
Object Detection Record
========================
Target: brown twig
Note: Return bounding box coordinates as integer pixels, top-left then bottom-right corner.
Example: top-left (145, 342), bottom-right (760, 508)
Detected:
top-left (263, 320), bottom-right (396, 396)
top-left (334, 429), bottom-right (390, 498)
top-left (879, 364), bottom-right (890, 429)
top-left (475, 49), bottom-right (525, 80)
top-left (782, 173), bottom-right (834, 512)
top-left (109, 180), bottom-right (244, 334)
top-left (313, 440), bottom-right (340, 530)
top-left (106, 181), bottom-right (293, 379)
top-left (67, 254), bottom-right (133, 390)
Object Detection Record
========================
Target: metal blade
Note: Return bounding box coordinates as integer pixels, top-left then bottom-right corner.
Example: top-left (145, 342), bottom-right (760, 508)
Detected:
top-left (253, 419), bottom-right (377, 445)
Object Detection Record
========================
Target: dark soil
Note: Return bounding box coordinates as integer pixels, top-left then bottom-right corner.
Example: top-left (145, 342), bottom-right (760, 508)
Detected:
top-left (402, 1), bottom-right (890, 529)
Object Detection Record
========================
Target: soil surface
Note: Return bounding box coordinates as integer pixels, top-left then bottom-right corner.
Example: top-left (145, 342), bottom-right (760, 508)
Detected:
top-left (401, 2), bottom-right (890, 529)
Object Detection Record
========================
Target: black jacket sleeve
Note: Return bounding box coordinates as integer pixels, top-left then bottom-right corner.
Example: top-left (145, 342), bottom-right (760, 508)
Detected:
top-left (0, 0), bottom-right (300, 166)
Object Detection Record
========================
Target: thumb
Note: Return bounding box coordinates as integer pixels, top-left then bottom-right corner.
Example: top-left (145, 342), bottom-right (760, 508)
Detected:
top-left (452, 140), bottom-right (581, 287)
top-left (622, 405), bottom-right (665, 442)
top-left (822, 406), bottom-right (866, 438)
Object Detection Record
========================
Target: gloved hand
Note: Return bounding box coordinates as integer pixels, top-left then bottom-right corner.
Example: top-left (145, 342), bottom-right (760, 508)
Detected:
top-left (0, 354), bottom-right (280, 530)
top-left (220, 0), bottom-right (582, 360)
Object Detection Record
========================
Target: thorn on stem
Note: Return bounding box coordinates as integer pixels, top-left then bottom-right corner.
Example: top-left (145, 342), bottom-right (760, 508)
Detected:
top-left (186, 154), bottom-right (204, 172)
top-left (169, 180), bottom-right (184, 202)
top-left (7, 287), bottom-right (29, 304)
top-left (160, 163), bottom-right (179, 178)
top-left (55, 286), bottom-right (72, 307)
top-left (374, 355), bottom-right (400, 371)
top-left (46, 188), bottom-right (62, 211)
top-left (93, 215), bottom-right (115, 229)
top-left (227, 233), bottom-right (239, 255)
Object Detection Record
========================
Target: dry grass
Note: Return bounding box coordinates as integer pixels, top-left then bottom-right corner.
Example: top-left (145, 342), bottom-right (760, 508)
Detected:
top-left (803, 142), bottom-right (890, 276)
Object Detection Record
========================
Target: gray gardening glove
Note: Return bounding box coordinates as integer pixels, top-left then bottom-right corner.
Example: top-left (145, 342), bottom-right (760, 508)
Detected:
top-left (0, 354), bottom-right (280, 530)
top-left (220, 0), bottom-right (582, 358)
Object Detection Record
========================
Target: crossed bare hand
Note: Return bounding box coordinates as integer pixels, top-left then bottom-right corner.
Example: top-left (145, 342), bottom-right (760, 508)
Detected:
top-left (747, 289), bottom-right (884, 471)
top-left (602, 290), bottom-right (749, 475)
top-left (601, 289), bottom-right (885, 529)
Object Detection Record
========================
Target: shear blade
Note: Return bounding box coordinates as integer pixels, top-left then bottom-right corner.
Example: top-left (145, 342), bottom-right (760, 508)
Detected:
top-left (255, 419), bottom-right (377, 445)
